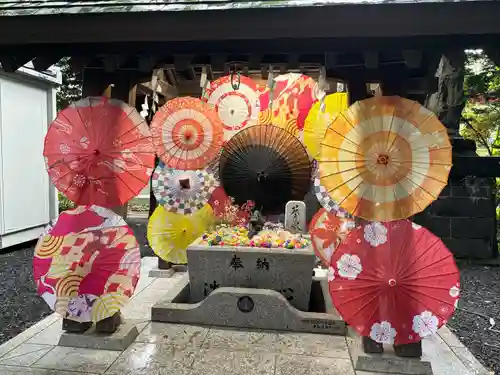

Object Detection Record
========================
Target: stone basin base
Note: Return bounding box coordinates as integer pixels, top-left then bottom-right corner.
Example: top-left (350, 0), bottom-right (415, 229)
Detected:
top-left (151, 273), bottom-right (346, 335)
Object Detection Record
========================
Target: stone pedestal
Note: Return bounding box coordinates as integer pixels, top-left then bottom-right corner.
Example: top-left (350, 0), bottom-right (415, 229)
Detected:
top-left (149, 258), bottom-right (188, 277)
top-left (187, 240), bottom-right (315, 311)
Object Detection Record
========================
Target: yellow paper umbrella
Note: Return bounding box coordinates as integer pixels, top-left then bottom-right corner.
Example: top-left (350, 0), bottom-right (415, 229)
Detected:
top-left (147, 204), bottom-right (214, 264)
top-left (319, 96), bottom-right (452, 221)
top-left (304, 93), bottom-right (348, 158)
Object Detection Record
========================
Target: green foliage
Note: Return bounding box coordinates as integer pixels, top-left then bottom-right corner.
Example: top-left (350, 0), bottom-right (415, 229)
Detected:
top-left (55, 57), bottom-right (82, 112)
top-left (58, 192), bottom-right (75, 213)
top-left (461, 51), bottom-right (500, 155)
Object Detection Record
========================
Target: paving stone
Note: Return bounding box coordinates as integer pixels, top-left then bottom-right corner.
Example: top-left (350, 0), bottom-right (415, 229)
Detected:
top-left (134, 322), bottom-right (208, 349)
top-left (105, 342), bottom-right (196, 375)
top-left (58, 321), bottom-right (139, 351)
top-left (31, 346), bottom-right (121, 374)
top-left (275, 354), bottom-right (354, 375)
top-left (438, 326), bottom-right (464, 349)
top-left (26, 321), bottom-right (63, 346)
top-left (274, 332), bottom-right (350, 358)
top-left (0, 344), bottom-right (53, 367)
top-left (421, 334), bottom-right (470, 375)
top-left (0, 366), bottom-right (99, 374)
top-left (449, 346), bottom-right (491, 375)
top-left (190, 348), bottom-right (275, 375)
top-left (202, 327), bottom-right (278, 351)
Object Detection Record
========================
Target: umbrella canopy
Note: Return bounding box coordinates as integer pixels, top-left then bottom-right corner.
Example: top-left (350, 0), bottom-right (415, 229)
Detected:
top-left (258, 73), bottom-right (325, 136)
top-left (44, 97), bottom-right (155, 208)
top-left (319, 96), bottom-right (452, 221)
top-left (147, 204), bottom-right (214, 264)
top-left (151, 97), bottom-right (224, 170)
top-left (33, 206), bottom-right (141, 323)
top-left (203, 74), bottom-right (260, 140)
top-left (328, 220), bottom-right (460, 345)
top-left (152, 162), bottom-right (218, 215)
top-left (219, 125), bottom-right (312, 214)
top-left (303, 93), bottom-right (348, 158)
top-left (208, 186), bottom-right (254, 226)
top-left (309, 208), bottom-right (355, 267)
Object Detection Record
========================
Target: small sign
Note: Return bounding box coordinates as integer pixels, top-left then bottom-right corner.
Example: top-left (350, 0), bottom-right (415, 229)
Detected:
top-left (284, 200), bottom-right (306, 233)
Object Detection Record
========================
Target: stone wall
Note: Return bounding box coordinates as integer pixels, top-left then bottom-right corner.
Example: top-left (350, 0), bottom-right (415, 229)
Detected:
top-left (413, 176), bottom-right (496, 259)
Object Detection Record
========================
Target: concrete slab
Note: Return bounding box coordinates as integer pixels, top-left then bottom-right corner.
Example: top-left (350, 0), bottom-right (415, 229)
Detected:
top-left (58, 321), bottom-right (139, 351)
top-left (347, 334), bottom-right (433, 375)
top-left (151, 274), bottom-right (346, 335)
top-left (148, 268), bottom-right (175, 278)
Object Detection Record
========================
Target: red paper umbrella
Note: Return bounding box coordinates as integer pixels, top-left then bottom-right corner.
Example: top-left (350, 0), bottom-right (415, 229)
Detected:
top-left (208, 187), bottom-right (253, 226)
top-left (203, 74), bottom-right (260, 140)
top-left (44, 97), bottom-right (155, 208)
top-left (328, 220), bottom-right (460, 345)
top-left (151, 97), bottom-right (224, 170)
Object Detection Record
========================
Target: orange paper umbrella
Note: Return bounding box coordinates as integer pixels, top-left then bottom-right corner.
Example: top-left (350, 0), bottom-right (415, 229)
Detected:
top-left (258, 73), bottom-right (325, 136)
top-left (151, 97), bottom-right (224, 170)
top-left (319, 96), bottom-right (452, 221)
top-left (203, 74), bottom-right (260, 140)
top-left (309, 208), bottom-right (356, 267)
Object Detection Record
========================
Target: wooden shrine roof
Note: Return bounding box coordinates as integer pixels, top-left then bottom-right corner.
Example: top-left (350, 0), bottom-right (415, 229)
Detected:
top-left (0, 0), bottom-right (496, 17)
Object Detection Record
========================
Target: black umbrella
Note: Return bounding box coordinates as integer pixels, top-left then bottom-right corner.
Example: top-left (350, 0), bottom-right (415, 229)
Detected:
top-left (219, 125), bottom-right (312, 214)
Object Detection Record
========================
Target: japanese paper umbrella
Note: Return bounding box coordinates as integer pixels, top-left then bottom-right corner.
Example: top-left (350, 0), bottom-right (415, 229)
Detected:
top-left (152, 162), bottom-right (218, 215)
top-left (319, 96), bottom-right (452, 221)
top-left (202, 74), bottom-right (260, 140)
top-left (219, 125), bottom-right (312, 214)
top-left (147, 204), bottom-right (214, 264)
top-left (43, 97), bottom-right (155, 208)
top-left (309, 207), bottom-right (355, 267)
top-left (151, 97), bottom-right (224, 170)
top-left (33, 205), bottom-right (141, 323)
top-left (258, 73), bottom-right (325, 136)
top-left (208, 186), bottom-right (253, 226)
top-left (329, 220), bottom-right (460, 345)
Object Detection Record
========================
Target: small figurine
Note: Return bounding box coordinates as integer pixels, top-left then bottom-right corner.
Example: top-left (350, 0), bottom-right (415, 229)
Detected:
top-left (248, 209), bottom-right (264, 239)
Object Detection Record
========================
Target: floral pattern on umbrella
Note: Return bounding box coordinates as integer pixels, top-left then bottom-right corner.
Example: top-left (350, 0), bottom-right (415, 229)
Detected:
top-left (258, 73), bottom-right (325, 137)
top-left (43, 97), bottom-right (155, 208)
top-left (329, 220), bottom-right (460, 345)
top-left (309, 208), bottom-right (355, 267)
top-left (33, 206), bottom-right (141, 323)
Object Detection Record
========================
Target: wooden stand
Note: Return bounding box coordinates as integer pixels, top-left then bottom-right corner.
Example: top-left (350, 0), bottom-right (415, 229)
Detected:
top-left (95, 312), bottom-right (122, 334)
top-left (62, 319), bottom-right (92, 333)
top-left (394, 341), bottom-right (423, 358)
top-left (362, 336), bottom-right (384, 354)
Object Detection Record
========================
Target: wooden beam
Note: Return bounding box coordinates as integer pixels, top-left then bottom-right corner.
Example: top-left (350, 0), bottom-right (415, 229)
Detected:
top-left (363, 52), bottom-right (379, 70)
top-left (138, 55), bottom-right (157, 73)
top-left (32, 55), bottom-right (61, 71)
top-left (402, 50), bottom-right (423, 69)
top-left (102, 55), bottom-right (126, 73)
top-left (1, 1), bottom-right (500, 45)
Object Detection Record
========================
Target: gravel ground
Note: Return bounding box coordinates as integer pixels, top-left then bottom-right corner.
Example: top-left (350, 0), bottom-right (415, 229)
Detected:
top-left (448, 263), bottom-right (500, 374)
top-left (0, 246), bottom-right (51, 345)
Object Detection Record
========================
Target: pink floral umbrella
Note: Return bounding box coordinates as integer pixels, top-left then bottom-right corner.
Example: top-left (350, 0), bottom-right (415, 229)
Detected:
top-left (33, 205), bottom-right (141, 323)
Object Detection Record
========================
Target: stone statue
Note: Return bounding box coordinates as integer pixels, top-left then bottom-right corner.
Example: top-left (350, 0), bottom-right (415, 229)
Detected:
top-left (247, 209), bottom-right (264, 239)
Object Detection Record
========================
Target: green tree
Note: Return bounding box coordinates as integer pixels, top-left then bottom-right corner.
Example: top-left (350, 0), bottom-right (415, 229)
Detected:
top-left (55, 57), bottom-right (82, 112)
top-left (461, 51), bottom-right (500, 156)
